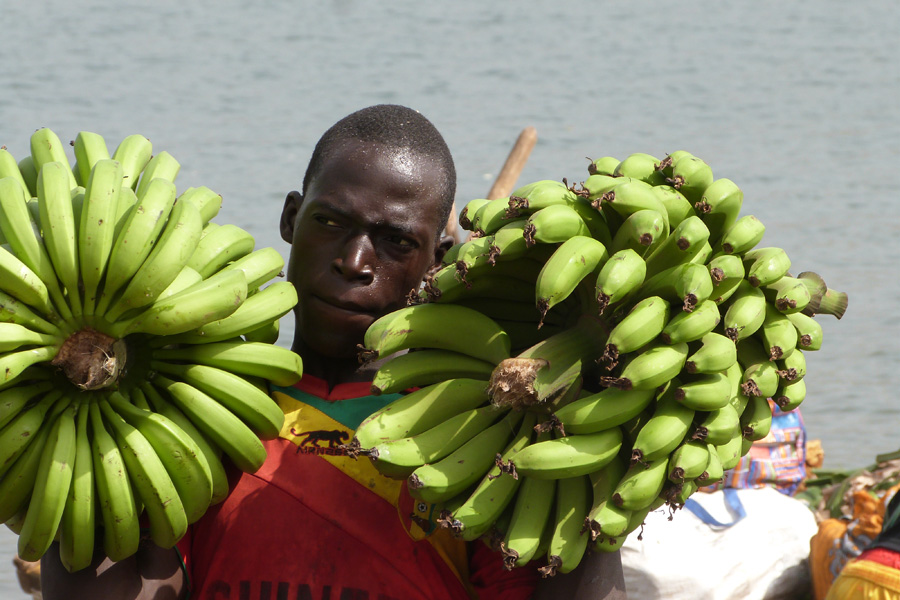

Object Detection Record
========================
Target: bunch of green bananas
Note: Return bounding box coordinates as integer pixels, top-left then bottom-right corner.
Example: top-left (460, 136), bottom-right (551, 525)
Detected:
top-left (354, 150), bottom-right (847, 577)
top-left (0, 128), bottom-right (303, 571)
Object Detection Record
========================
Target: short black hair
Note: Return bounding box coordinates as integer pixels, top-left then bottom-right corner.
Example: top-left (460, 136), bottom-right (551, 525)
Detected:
top-left (302, 104), bottom-right (456, 236)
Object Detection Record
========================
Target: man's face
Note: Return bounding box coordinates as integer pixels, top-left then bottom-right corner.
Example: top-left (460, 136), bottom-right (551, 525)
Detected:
top-left (282, 139), bottom-right (446, 359)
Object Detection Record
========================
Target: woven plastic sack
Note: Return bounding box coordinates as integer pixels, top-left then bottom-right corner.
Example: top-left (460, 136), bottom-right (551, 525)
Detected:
top-left (621, 487), bottom-right (817, 600)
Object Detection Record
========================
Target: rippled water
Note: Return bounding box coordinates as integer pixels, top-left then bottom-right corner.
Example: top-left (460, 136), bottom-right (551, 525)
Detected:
top-left (1, 0), bottom-right (898, 595)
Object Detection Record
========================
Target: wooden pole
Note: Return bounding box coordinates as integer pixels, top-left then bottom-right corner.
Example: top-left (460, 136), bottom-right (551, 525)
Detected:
top-left (487, 126), bottom-right (538, 200)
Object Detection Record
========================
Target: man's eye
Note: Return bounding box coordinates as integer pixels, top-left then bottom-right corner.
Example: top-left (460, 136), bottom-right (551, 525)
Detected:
top-left (387, 235), bottom-right (415, 248)
top-left (315, 215), bottom-right (340, 227)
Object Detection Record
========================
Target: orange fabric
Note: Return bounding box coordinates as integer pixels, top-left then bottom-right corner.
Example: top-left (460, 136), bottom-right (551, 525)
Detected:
top-left (810, 518), bottom-right (852, 600)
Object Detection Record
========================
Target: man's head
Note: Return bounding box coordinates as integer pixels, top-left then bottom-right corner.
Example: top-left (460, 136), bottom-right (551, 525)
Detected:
top-left (280, 105), bottom-right (456, 362)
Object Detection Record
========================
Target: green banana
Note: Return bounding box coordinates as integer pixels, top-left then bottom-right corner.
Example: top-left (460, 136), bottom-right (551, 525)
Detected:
top-left (740, 395), bottom-right (773, 442)
top-left (361, 303), bottom-right (511, 366)
top-left (609, 208), bottom-right (668, 256)
top-left (407, 410), bottom-right (523, 503)
top-left (79, 158), bottom-right (124, 315)
top-left (29, 128), bottom-right (78, 190)
top-left (612, 457), bottom-right (670, 511)
top-left (0, 395), bottom-right (65, 523)
top-left (177, 186), bottom-right (223, 225)
top-left (501, 474), bottom-right (556, 569)
top-left (139, 384), bottom-right (229, 505)
top-left (0, 381), bottom-right (54, 430)
top-left (612, 152), bottom-right (667, 185)
top-left (214, 246), bottom-right (285, 293)
top-left (774, 377), bottom-right (806, 411)
top-left (737, 337), bottom-right (781, 398)
top-left (111, 268), bottom-right (248, 338)
top-left (553, 387), bottom-right (656, 435)
top-left (351, 378), bottom-right (489, 448)
top-left (365, 404), bottom-right (508, 479)
top-left (722, 280), bottom-right (767, 341)
top-left (507, 427), bottom-right (623, 480)
top-left (443, 412), bottom-right (536, 541)
top-left (152, 340), bottom-right (303, 387)
top-left (697, 442), bottom-right (725, 486)
top-left (36, 161), bottom-right (82, 316)
top-left (651, 185), bottom-right (696, 229)
top-left (585, 456), bottom-right (630, 539)
top-left (786, 311), bottom-right (823, 351)
top-left (0, 177), bottom-right (72, 320)
top-left (694, 178), bottom-right (742, 244)
top-left (587, 156), bottom-right (620, 177)
top-left (631, 383), bottom-right (694, 463)
top-left (369, 349), bottom-right (494, 395)
top-left (72, 131), bottom-right (111, 186)
top-left (523, 204), bottom-right (591, 246)
top-left (88, 401), bottom-right (140, 561)
top-left (764, 275), bottom-right (812, 314)
top-left (643, 216), bottom-right (710, 278)
top-left (667, 154), bottom-right (713, 203)
top-left (58, 402), bottom-right (95, 572)
top-left (106, 391), bottom-right (213, 524)
top-left (103, 196), bottom-right (203, 322)
top-left (668, 440), bottom-right (710, 483)
top-left (0, 322), bottom-right (60, 354)
top-left (582, 174), bottom-right (633, 201)
top-left (743, 247), bottom-right (791, 287)
top-left (152, 277), bottom-right (294, 345)
top-left (535, 235), bottom-right (608, 324)
top-left (595, 248), bottom-right (646, 314)
top-left (601, 296), bottom-right (670, 369)
top-left (685, 332), bottom-right (736, 374)
top-left (660, 299), bottom-right (720, 344)
top-left (149, 360), bottom-right (284, 440)
top-left (760, 302), bottom-right (799, 360)
top-left (17, 402), bottom-right (77, 561)
top-left (673, 372), bottom-right (732, 411)
top-left (0, 346), bottom-right (58, 386)
top-left (111, 134), bottom-right (152, 189)
top-left (17, 155), bottom-right (38, 197)
top-left (135, 150), bottom-right (181, 199)
top-left (0, 390), bottom-right (64, 477)
top-left (598, 179), bottom-right (670, 232)
top-left (716, 431), bottom-right (745, 471)
top-left (720, 215), bottom-right (765, 255)
top-left (99, 398), bottom-right (188, 549)
top-left (151, 376), bottom-right (267, 473)
top-left (96, 177), bottom-right (177, 315)
top-left (777, 348), bottom-right (807, 382)
top-left (599, 342), bottom-right (689, 391)
top-left (694, 403), bottom-right (741, 445)
top-left (539, 474), bottom-right (592, 576)
top-left (0, 284), bottom-right (60, 337)
top-left (0, 148), bottom-right (33, 197)
top-left (458, 198), bottom-right (491, 231)
top-left (471, 196), bottom-right (514, 236)
top-left (186, 223), bottom-right (255, 279)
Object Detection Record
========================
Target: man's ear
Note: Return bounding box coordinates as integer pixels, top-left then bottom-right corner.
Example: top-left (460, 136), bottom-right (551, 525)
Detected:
top-left (280, 191), bottom-right (304, 244)
top-left (432, 234), bottom-right (457, 269)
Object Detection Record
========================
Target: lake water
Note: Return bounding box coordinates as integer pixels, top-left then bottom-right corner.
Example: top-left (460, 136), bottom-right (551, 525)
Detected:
top-left (0, 0), bottom-right (898, 595)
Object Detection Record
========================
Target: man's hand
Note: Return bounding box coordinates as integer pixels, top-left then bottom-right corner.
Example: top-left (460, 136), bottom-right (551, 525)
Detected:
top-left (41, 539), bottom-right (185, 600)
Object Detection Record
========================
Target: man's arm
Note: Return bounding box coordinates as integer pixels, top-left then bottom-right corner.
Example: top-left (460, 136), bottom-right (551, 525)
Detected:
top-left (41, 540), bottom-right (186, 600)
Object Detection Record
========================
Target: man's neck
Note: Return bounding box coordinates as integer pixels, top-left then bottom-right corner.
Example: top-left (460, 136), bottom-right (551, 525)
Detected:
top-left (291, 341), bottom-right (380, 392)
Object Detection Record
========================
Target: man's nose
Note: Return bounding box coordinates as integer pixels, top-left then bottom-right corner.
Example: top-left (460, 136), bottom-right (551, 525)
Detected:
top-left (333, 234), bottom-right (375, 282)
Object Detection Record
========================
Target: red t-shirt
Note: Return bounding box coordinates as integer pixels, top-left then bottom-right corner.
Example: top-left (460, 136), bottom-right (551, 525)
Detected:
top-left (177, 375), bottom-right (538, 599)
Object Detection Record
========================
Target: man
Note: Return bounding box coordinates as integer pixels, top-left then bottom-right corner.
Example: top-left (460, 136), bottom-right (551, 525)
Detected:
top-left (41, 105), bottom-right (538, 598)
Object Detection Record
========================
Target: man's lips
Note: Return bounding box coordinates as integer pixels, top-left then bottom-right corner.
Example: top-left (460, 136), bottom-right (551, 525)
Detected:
top-left (310, 294), bottom-right (380, 316)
